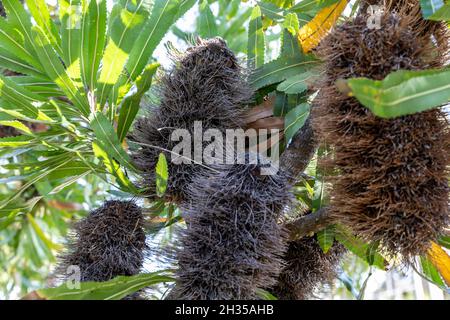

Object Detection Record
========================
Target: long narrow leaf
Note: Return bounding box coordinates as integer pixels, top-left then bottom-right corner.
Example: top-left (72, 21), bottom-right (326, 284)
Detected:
top-left (59, 0), bottom-right (82, 80)
top-left (247, 5), bottom-right (265, 69)
top-left (80, 0), bottom-right (107, 91)
top-left (36, 272), bottom-right (174, 300)
top-left (117, 62), bottom-right (159, 141)
top-left (249, 55), bottom-right (318, 90)
top-left (90, 112), bottom-right (136, 171)
top-left (25, 0), bottom-right (63, 56)
top-left (32, 26), bottom-right (90, 117)
top-left (97, 0), bottom-right (153, 107)
top-left (113, 0), bottom-right (179, 104)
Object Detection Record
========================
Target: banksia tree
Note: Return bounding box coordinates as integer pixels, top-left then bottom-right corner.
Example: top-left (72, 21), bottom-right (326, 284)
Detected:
top-left (130, 38), bottom-right (253, 202)
top-left (170, 159), bottom-right (291, 300)
top-left (3, 0), bottom-right (450, 301)
top-left (312, 11), bottom-right (450, 259)
top-left (56, 201), bottom-right (146, 283)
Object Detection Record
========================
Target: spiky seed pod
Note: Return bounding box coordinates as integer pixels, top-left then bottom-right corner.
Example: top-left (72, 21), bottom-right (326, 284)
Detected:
top-left (312, 13), bottom-right (450, 260)
top-left (130, 37), bottom-right (253, 202)
top-left (271, 235), bottom-right (345, 300)
top-left (170, 160), bottom-right (291, 300)
top-left (56, 201), bottom-right (146, 284)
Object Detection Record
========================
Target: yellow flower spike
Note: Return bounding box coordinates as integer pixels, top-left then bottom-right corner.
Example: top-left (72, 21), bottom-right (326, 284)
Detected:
top-left (298, 0), bottom-right (348, 53)
top-left (427, 241), bottom-right (450, 287)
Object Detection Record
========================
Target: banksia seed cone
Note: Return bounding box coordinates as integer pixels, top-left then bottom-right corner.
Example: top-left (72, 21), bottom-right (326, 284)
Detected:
top-left (313, 13), bottom-right (450, 259)
top-left (170, 159), bottom-right (291, 300)
top-left (272, 235), bottom-right (345, 300)
top-left (56, 201), bottom-right (146, 283)
top-left (130, 37), bottom-right (253, 202)
top-left (0, 125), bottom-right (19, 138)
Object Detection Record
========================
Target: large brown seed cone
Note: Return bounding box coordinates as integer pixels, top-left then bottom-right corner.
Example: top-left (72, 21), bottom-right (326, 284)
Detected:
top-left (312, 13), bottom-right (450, 260)
top-left (170, 159), bottom-right (292, 300)
top-left (130, 38), bottom-right (253, 202)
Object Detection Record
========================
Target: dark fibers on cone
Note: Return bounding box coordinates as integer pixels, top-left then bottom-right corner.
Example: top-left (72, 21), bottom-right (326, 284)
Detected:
top-left (170, 160), bottom-right (292, 300)
top-left (56, 201), bottom-right (146, 286)
top-left (0, 125), bottom-right (19, 138)
top-left (272, 234), bottom-right (345, 300)
top-left (130, 38), bottom-right (253, 202)
top-left (313, 13), bottom-right (450, 260)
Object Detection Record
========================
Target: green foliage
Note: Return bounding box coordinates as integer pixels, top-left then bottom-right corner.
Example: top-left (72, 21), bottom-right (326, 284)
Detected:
top-left (345, 68), bottom-right (450, 118)
top-left (37, 272), bottom-right (175, 300)
top-left (420, 0), bottom-right (450, 20)
top-left (0, 0), bottom-right (183, 298)
top-left (1, 0), bottom-right (448, 300)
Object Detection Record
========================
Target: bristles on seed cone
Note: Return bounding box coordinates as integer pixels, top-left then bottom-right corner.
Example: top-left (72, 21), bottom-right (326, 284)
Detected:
top-left (312, 13), bottom-right (450, 260)
top-left (271, 234), bottom-right (345, 300)
top-left (170, 159), bottom-right (292, 300)
top-left (56, 201), bottom-right (146, 284)
top-left (130, 38), bottom-right (253, 202)
top-left (0, 125), bottom-right (20, 138)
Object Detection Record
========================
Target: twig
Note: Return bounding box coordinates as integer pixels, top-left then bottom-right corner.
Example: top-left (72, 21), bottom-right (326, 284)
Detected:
top-left (285, 207), bottom-right (335, 241)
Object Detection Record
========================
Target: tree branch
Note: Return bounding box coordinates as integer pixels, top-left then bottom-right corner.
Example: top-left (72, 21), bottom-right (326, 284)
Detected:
top-left (285, 207), bottom-right (335, 241)
top-left (280, 117), bottom-right (318, 184)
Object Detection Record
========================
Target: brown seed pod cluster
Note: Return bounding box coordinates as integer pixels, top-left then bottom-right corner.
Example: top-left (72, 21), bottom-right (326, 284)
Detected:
top-left (312, 12), bottom-right (450, 260)
top-left (56, 201), bottom-right (146, 283)
top-left (170, 158), bottom-right (291, 300)
top-left (130, 37), bottom-right (253, 202)
top-left (271, 234), bottom-right (345, 300)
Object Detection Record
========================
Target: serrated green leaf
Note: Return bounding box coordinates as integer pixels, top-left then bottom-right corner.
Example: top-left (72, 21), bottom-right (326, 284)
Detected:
top-left (156, 152), bottom-right (168, 197)
top-left (25, 0), bottom-right (63, 56)
top-left (97, 0), bottom-right (153, 107)
top-left (258, 2), bottom-right (285, 21)
top-left (420, 255), bottom-right (445, 287)
top-left (284, 102), bottom-right (310, 143)
top-left (80, 0), bottom-right (107, 91)
top-left (247, 5), bottom-right (265, 69)
top-left (113, 0), bottom-right (179, 104)
top-left (280, 28), bottom-right (302, 58)
top-left (277, 72), bottom-right (312, 94)
top-left (0, 75), bottom-right (46, 119)
top-left (89, 112), bottom-right (136, 171)
top-left (317, 225), bottom-right (335, 253)
top-left (2, 0), bottom-right (37, 56)
top-left (198, 0), bottom-right (218, 38)
top-left (10, 76), bottom-right (64, 97)
top-left (117, 62), bottom-right (159, 141)
top-left (249, 55), bottom-right (318, 90)
top-left (283, 12), bottom-right (299, 35)
top-left (346, 68), bottom-right (450, 118)
top-left (0, 47), bottom-right (45, 78)
top-left (335, 226), bottom-right (387, 270)
top-left (0, 18), bottom-right (42, 70)
top-left (37, 272), bottom-right (175, 300)
top-left (32, 26), bottom-right (90, 116)
top-left (92, 141), bottom-right (138, 194)
top-left (59, 0), bottom-right (82, 80)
